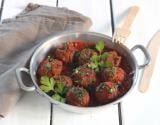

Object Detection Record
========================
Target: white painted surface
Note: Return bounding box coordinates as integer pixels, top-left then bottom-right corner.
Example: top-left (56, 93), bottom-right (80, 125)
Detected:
top-left (59, 0), bottom-right (112, 35)
top-left (0, 0), bottom-right (118, 125)
top-left (53, 105), bottom-right (119, 125)
top-left (52, 1), bottom-right (119, 125)
top-left (112, 0), bottom-right (160, 125)
top-left (1, 0), bottom-right (56, 20)
top-left (0, 92), bottom-right (51, 125)
top-left (4, 0), bottom-right (160, 125)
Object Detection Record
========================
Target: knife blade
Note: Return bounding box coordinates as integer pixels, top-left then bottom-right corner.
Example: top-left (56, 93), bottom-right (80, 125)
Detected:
top-left (139, 31), bottom-right (160, 93)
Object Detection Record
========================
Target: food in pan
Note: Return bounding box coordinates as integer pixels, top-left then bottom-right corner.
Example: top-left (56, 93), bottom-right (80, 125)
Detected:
top-left (66, 86), bottom-right (90, 107)
top-left (38, 57), bottom-right (62, 77)
top-left (37, 40), bottom-right (133, 107)
top-left (72, 65), bottom-right (96, 88)
top-left (95, 81), bottom-right (118, 104)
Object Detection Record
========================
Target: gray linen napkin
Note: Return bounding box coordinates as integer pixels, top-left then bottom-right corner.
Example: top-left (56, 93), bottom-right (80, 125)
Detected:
top-left (0, 3), bottom-right (92, 117)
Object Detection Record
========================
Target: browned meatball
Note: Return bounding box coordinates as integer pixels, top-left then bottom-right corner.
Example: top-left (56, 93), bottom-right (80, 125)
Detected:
top-left (66, 87), bottom-right (90, 107)
top-left (72, 66), bottom-right (96, 88)
top-left (105, 51), bottom-right (121, 67)
top-left (78, 48), bottom-right (97, 65)
top-left (55, 48), bottom-right (75, 64)
top-left (101, 67), bottom-right (125, 84)
top-left (55, 75), bottom-right (73, 87)
top-left (95, 82), bottom-right (118, 104)
top-left (38, 57), bottom-right (62, 77)
top-left (54, 42), bottom-right (78, 64)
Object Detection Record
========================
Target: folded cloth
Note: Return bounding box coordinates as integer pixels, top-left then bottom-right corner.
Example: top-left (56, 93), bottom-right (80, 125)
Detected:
top-left (0, 3), bottom-right (92, 117)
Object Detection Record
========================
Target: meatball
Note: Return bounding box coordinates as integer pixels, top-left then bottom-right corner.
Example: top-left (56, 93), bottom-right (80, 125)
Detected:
top-left (54, 42), bottom-right (77, 64)
top-left (38, 57), bottom-right (62, 77)
top-left (95, 82), bottom-right (118, 104)
top-left (55, 75), bottom-right (73, 87)
top-left (101, 67), bottom-right (125, 84)
top-left (105, 51), bottom-right (121, 67)
top-left (68, 40), bottom-right (87, 51)
top-left (72, 66), bottom-right (96, 88)
top-left (66, 87), bottom-right (90, 107)
top-left (55, 49), bottom-right (75, 64)
top-left (78, 48), bottom-right (97, 65)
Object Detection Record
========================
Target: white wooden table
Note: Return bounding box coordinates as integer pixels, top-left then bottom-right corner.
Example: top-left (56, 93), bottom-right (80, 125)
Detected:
top-left (0, 0), bottom-right (160, 125)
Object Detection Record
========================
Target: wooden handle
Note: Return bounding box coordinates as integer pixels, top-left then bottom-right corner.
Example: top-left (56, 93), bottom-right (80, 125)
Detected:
top-left (122, 6), bottom-right (139, 29)
top-left (139, 31), bottom-right (160, 92)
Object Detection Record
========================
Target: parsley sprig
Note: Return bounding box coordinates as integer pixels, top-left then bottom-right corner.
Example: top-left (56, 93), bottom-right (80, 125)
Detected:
top-left (40, 76), bottom-right (55, 92)
top-left (95, 40), bottom-right (104, 54)
top-left (39, 76), bottom-right (67, 103)
top-left (88, 41), bottom-right (113, 71)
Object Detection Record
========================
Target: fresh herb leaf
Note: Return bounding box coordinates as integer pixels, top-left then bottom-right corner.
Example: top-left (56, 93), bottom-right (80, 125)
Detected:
top-left (48, 56), bottom-right (54, 62)
top-left (40, 76), bottom-right (55, 93)
top-left (52, 94), bottom-right (66, 103)
top-left (55, 83), bottom-right (65, 94)
top-left (60, 97), bottom-right (66, 103)
top-left (101, 52), bottom-right (109, 60)
top-left (95, 41), bottom-right (105, 53)
top-left (103, 61), bottom-right (113, 68)
top-left (52, 93), bottom-right (61, 101)
top-left (90, 55), bottom-right (100, 62)
top-left (88, 62), bottom-right (98, 69)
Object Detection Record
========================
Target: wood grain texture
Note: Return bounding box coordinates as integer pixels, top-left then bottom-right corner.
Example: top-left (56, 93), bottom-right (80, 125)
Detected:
top-left (112, 0), bottom-right (160, 125)
top-left (139, 31), bottom-right (160, 92)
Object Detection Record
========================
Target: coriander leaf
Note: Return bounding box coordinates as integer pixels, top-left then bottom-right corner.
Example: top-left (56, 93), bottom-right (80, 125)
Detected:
top-left (52, 94), bottom-right (61, 101)
top-left (48, 56), bottom-right (54, 62)
top-left (95, 41), bottom-right (105, 53)
top-left (40, 76), bottom-right (55, 93)
top-left (55, 83), bottom-right (65, 94)
top-left (88, 62), bottom-right (98, 69)
top-left (103, 61), bottom-right (113, 68)
top-left (60, 97), bottom-right (66, 103)
top-left (101, 52), bottom-right (109, 60)
top-left (90, 55), bottom-right (100, 62)
top-left (62, 87), bottom-right (69, 95)
top-left (52, 94), bottom-right (66, 103)
top-left (99, 61), bottom-right (105, 67)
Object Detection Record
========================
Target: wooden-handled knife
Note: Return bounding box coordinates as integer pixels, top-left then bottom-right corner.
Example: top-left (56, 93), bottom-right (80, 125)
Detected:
top-left (139, 31), bottom-right (160, 93)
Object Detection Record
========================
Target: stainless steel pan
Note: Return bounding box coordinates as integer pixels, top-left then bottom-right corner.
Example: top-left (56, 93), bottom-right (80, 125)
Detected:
top-left (16, 32), bottom-right (150, 113)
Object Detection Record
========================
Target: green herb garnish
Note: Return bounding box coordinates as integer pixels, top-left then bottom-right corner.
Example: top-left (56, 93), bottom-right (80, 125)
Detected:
top-left (39, 76), bottom-right (67, 103)
top-left (48, 56), bottom-right (54, 62)
top-left (101, 52), bottom-right (109, 60)
top-left (88, 62), bottom-right (99, 70)
top-left (101, 61), bottom-right (113, 69)
top-left (55, 83), bottom-right (65, 94)
top-left (95, 41), bottom-right (105, 53)
top-left (52, 94), bottom-right (66, 103)
top-left (40, 76), bottom-right (55, 93)
top-left (87, 41), bottom-right (114, 72)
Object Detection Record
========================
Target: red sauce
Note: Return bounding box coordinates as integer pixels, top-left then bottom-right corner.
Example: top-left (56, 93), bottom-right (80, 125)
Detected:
top-left (37, 41), bottom-right (133, 107)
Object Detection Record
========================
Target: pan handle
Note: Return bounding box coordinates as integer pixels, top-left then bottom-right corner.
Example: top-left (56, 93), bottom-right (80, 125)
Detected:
top-left (131, 45), bottom-right (150, 69)
top-left (16, 67), bottom-right (36, 91)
